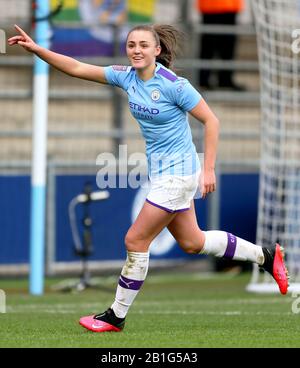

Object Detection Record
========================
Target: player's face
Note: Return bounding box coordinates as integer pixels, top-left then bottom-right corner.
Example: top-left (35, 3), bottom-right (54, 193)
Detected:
top-left (126, 30), bottom-right (161, 70)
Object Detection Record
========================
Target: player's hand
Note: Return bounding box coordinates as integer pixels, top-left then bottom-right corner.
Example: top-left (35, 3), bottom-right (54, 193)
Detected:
top-left (200, 168), bottom-right (216, 199)
top-left (8, 25), bottom-right (38, 53)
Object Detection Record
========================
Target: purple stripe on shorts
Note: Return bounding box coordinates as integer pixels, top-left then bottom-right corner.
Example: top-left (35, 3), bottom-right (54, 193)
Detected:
top-left (146, 199), bottom-right (174, 213)
top-left (118, 275), bottom-right (144, 290)
top-left (146, 199), bottom-right (190, 213)
top-left (173, 207), bottom-right (190, 213)
top-left (223, 233), bottom-right (237, 259)
top-left (157, 68), bottom-right (178, 82)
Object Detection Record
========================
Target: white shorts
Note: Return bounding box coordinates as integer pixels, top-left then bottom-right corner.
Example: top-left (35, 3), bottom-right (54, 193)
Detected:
top-left (146, 171), bottom-right (200, 213)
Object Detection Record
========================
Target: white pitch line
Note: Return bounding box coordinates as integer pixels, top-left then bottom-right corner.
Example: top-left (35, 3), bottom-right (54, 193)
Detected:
top-left (5, 296), bottom-right (291, 313)
top-left (5, 305), bottom-right (293, 316)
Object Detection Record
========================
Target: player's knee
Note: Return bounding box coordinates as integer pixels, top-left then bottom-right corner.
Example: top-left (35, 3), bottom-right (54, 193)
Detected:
top-left (178, 240), bottom-right (201, 254)
top-left (178, 235), bottom-right (205, 254)
top-left (124, 231), bottom-right (135, 251)
top-left (184, 244), bottom-right (202, 254)
top-left (124, 231), bottom-right (147, 252)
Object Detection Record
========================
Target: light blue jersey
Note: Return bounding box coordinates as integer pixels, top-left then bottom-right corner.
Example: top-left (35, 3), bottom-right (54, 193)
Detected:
top-left (104, 62), bottom-right (202, 177)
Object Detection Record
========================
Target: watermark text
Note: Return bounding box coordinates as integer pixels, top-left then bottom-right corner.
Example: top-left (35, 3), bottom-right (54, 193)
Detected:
top-left (291, 29), bottom-right (300, 54)
top-left (0, 289), bottom-right (6, 313)
top-left (0, 29), bottom-right (6, 53)
top-left (96, 145), bottom-right (204, 194)
top-left (291, 292), bottom-right (300, 314)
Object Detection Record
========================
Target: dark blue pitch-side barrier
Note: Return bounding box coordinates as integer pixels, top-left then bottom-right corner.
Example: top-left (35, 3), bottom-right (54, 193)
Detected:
top-left (0, 174), bottom-right (258, 264)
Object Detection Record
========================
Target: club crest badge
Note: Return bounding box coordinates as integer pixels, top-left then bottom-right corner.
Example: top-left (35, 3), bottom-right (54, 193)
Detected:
top-left (151, 90), bottom-right (160, 101)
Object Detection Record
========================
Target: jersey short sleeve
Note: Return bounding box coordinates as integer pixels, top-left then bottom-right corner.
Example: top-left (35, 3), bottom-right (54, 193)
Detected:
top-left (172, 77), bottom-right (202, 112)
top-left (104, 65), bottom-right (132, 90)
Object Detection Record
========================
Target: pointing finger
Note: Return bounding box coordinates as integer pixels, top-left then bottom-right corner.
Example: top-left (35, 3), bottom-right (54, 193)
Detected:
top-left (14, 24), bottom-right (28, 38)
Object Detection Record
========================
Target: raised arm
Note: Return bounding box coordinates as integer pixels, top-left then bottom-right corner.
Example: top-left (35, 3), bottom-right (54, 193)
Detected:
top-left (8, 25), bottom-right (108, 84)
top-left (189, 98), bottom-right (220, 198)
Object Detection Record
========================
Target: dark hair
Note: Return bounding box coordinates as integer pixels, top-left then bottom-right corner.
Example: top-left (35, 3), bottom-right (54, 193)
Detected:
top-left (126, 24), bottom-right (183, 70)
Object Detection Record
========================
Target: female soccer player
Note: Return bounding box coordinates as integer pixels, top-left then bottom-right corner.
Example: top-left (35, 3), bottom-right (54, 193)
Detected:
top-left (9, 24), bottom-right (289, 333)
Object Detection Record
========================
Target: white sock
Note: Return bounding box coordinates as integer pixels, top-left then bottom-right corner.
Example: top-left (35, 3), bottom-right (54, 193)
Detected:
top-left (111, 251), bottom-right (149, 319)
top-left (200, 230), bottom-right (264, 265)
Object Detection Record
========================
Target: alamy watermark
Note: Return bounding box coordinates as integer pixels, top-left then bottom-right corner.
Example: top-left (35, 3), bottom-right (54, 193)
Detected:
top-left (291, 292), bottom-right (300, 314)
top-left (291, 29), bottom-right (300, 54)
top-left (0, 29), bottom-right (6, 54)
top-left (96, 145), bottom-right (204, 193)
top-left (0, 289), bottom-right (6, 313)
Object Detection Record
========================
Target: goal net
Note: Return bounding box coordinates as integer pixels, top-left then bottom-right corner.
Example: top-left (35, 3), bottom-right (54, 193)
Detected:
top-left (247, 0), bottom-right (300, 293)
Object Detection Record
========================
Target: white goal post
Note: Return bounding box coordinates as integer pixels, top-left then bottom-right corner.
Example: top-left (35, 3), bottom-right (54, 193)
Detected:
top-left (247, 0), bottom-right (300, 293)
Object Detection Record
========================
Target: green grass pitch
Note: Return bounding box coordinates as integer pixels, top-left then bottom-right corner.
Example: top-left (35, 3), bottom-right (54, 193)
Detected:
top-left (0, 272), bottom-right (299, 348)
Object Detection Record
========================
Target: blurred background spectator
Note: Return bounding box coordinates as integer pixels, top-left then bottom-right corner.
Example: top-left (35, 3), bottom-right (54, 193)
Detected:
top-left (197, 0), bottom-right (246, 90)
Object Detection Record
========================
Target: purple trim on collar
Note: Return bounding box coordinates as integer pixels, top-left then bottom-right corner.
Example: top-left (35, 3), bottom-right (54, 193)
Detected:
top-left (223, 233), bottom-right (237, 259)
top-left (157, 68), bottom-right (178, 82)
top-left (146, 199), bottom-right (189, 213)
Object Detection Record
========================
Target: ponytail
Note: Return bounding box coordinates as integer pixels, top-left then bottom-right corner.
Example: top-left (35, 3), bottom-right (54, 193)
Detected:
top-left (153, 24), bottom-right (183, 70)
top-left (127, 24), bottom-right (184, 70)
